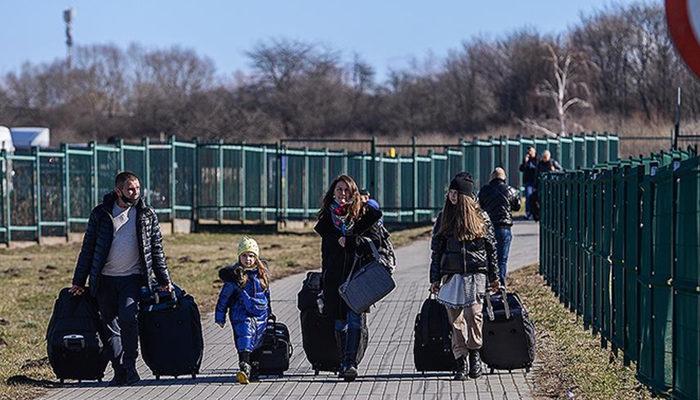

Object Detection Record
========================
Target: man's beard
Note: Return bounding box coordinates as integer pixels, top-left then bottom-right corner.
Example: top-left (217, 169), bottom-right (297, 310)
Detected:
top-left (120, 193), bottom-right (137, 207)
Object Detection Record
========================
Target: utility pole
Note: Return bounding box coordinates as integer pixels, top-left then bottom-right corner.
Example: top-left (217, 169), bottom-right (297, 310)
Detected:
top-left (63, 8), bottom-right (74, 68)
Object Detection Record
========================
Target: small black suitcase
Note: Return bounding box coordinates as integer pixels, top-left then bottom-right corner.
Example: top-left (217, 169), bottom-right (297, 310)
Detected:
top-left (138, 285), bottom-right (204, 380)
top-left (250, 320), bottom-right (293, 376)
top-left (46, 288), bottom-right (109, 383)
top-left (413, 296), bottom-right (461, 372)
top-left (481, 289), bottom-right (536, 373)
top-left (298, 272), bottom-right (368, 374)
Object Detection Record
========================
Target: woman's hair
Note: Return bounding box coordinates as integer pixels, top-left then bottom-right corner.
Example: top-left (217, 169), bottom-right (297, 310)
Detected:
top-left (438, 193), bottom-right (486, 241)
top-left (238, 256), bottom-right (270, 290)
top-left (317, 174), bottom-right (364, 221)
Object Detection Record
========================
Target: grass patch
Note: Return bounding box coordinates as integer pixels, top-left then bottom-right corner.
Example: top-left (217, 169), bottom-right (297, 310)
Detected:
top-left (508, 264), bottom-right (652, 400)
top-left (0, 225), bottom-right (431, 400)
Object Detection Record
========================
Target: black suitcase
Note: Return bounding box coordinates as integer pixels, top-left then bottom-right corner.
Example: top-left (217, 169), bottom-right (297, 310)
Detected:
top-left (250, 320), bottom-right (293, 376)
top-left (138, 285), bottom-right (204, 380)
top-left (46, 288), bottom-right (109, 383)
top-left (413, 296), bottom-right (461, 372)
top-left (481, 289), bottom-right (536, 373)
top-left (298, 272), bottom-right (368, 374)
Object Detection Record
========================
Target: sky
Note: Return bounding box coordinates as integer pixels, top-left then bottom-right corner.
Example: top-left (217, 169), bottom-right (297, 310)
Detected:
top-left (0, 0), bottom-right (643, 81)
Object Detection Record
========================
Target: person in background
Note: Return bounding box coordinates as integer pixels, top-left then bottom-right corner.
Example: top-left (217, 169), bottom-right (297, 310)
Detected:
top-left (478, 167), bottom-right (521, 286)
top-left (518, 146), bottom-right (538, 220)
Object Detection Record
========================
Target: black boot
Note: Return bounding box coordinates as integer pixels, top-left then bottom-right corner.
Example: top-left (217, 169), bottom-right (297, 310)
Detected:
top-left (237, 351), bottom-right (252, 384)
top-left (453, 356), bottom-right (468, 381)
top-left (342, 328), bottom-right (361, 382)
top-left (124, 364), bottom-right (140, 385)
top-left (108, 364), bottom-right (127, 386)
top-left (468, 349), bottom-right (483, 379)
top-left (335, 330), bottom-right (347, 377)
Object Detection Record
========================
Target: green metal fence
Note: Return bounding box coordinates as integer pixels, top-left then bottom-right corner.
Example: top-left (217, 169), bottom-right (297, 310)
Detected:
top-left (539, 148), bottom-right (699, 399)
top-left (0, 132), bottom-right (618, 245)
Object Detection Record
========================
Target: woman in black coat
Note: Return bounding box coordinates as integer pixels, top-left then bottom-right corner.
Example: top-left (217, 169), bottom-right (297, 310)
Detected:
top-left (314, 174), bottom-right (382, 382)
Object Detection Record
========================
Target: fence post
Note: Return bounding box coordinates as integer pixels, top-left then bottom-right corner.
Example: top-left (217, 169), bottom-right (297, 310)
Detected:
top-left (370, 136), bottom-right (377, 198)
top-left (261, 145), bottom-right (268, 223)
top-left (192, 137), bottom-right (199, 231)
top-left (91, 141), bottom-right (98, 208)
top-left (62, 143), bottom-right (70, 241)
top-left (303, 146), bottom-right (309, 220)
top-left (240, 142), bottom-right (247, 221)
top-left (428, 149), bottom-right (435, 218)
top-left (169, 135), bottom-right (177, 222)
top-left (33, 146), bottom-right (41, 244)
top-left (412, 136), bottom-right (418, 222)
top-left (118, 138), bottom-right (125, 171)
top-left (218, 139), bottom-right (224, 224)
top-left (142, 137), bottom-right (151, 206)
top-left (1, 148), bottom-right (8, 245)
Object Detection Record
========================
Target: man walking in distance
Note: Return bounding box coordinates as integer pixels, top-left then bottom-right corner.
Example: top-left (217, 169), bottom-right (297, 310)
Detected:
top-left (69, 171), bottom-right (173, 386)
top-left (518, 146), bottom-right (538, 219)
top-left (478, 167), bottom-right (521, 286)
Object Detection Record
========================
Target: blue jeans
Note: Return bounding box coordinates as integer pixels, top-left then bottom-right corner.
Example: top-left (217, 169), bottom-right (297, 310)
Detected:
top-left (335, 309), bottom-right (363, 332)
top-left (524, 185), bottom-right (535, 218)
top-left (494, 227), bottom-right (513, 285)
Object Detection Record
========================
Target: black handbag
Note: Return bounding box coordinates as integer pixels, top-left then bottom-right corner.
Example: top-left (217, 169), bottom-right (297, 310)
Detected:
top-left (338, 238), bottom-right (396, 313)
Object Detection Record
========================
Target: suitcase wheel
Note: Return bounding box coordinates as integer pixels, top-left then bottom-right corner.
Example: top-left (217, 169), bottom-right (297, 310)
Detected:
top-left (192, 374), bottom-right (197, 379)
top-left (78, 380), bottom-right (82, 384)
top-left (314, 370), bottom-right (319, 376)
top-left (490, 368), bottom-right (494, 374)
top-left (60, 379), bottom-right (65, 384)
top-left (525, 367), bottom-right (530, 373)
top-left (98, 378), bottom-right (102, 383)
top-left (155, 375), bottom-right (160, 380)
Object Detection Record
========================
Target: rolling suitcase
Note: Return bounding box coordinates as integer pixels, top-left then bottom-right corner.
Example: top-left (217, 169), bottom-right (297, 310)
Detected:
top-left (250, 319), bottom-right (293, 376)
top-left (413, 295), bottom-right (461, 372)
top-left (482, 288), bottom-right (536, 373)
top-left (298, 272), bottom-right (368, 374)
top-left (138, 285), bottom-right (204, 380)
top-left (46, 288), bottom-right (109, 383)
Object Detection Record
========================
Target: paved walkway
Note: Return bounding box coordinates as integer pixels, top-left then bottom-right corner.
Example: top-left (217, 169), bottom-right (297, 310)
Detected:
top-left (40, 221), bottom-right (539, 400)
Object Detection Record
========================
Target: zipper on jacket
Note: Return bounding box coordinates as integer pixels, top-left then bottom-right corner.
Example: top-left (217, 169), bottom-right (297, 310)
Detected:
top-left (462, 241), bottom-right (467, 274)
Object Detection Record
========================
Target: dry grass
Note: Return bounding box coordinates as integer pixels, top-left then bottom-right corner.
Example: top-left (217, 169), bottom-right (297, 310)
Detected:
top-left (508, 264), bottom-right (653, 400)
top-left (0, 225), bottom-right (431, 400)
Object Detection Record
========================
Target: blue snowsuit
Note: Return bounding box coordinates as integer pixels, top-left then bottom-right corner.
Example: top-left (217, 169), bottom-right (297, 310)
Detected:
top-left (214, 263), bottom-right (271, 353)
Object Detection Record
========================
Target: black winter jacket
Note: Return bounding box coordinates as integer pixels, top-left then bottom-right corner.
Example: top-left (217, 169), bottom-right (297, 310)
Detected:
top-left (519, 157), bottom-right (539, 186)
top-left (314, 204), bottom-right (383, 320)
top-left (429, 210), bottom-right (499, 284)
top-left (478, 179), bottom-right (521, 228)
top-left (72, 192), bottom-right (171, 296)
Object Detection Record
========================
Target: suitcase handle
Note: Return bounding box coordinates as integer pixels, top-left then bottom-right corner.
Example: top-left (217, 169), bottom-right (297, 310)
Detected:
top-left (62, 334), bottom-right (86, 351)
top-left (154, 289), bottom-right (177, 304)
top-left (485, 286), bottom-right (510, 321)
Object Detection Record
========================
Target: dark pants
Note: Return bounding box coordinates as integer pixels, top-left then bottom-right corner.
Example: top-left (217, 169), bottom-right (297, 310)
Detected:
top-left (494, 227), bottom-right (513, 286)
top-left (96, 274), bottom-right (142, 372)
top-left (524, 184), bottom-right (535, 218)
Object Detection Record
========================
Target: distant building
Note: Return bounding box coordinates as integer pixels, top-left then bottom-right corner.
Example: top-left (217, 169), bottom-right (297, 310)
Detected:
top-left (10, 127), bottom-right (51, 149)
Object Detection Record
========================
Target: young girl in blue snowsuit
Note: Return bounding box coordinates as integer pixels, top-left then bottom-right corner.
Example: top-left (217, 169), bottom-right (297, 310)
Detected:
top-left (215, 236), bottom-right (273, 384)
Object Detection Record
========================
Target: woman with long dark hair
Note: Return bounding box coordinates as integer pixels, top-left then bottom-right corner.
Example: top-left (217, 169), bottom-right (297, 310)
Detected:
top-left (314, 174), bottom-right (383, 381)
top-left (429, 172), bottom-right (500, 380)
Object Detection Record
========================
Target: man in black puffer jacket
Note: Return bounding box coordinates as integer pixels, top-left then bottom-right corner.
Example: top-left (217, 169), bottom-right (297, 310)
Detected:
top-left (69, 171), bottom-right (172, 386)
top-left (478, 167), bottom-right (521, 285)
